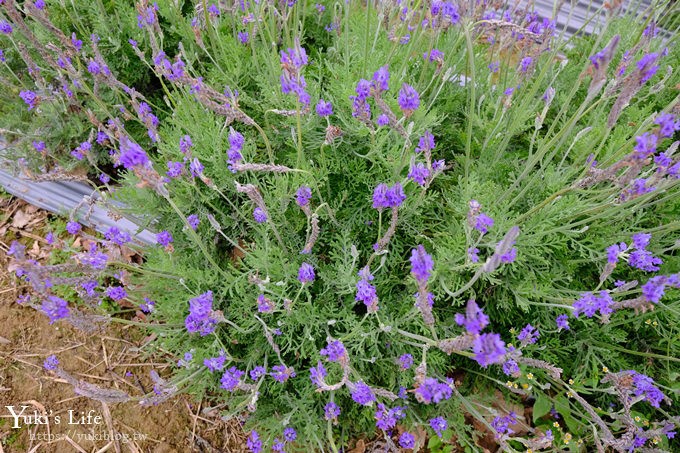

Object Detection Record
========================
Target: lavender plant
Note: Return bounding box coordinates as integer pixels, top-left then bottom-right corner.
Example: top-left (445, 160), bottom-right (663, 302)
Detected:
top-left (3, 0), bottom-right (680, 451)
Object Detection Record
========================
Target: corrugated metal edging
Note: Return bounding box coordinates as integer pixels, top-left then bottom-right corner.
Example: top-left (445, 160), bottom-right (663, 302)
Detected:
top-left (529, 0), bottom-right (673, 41)
top-left (0, 158), bottom-right (156, 245)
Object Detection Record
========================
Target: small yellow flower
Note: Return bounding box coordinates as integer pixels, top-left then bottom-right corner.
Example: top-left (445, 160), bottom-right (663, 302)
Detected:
top-left (643, 420), bottom-right (649, 427)
top-left (564, 433), bottom-right (572, 444)
top-left (653, 437), bottom-right (660, 444)
top-left (652, 320), bottom-right (658, 326)
top-left (577, 439), bottom-right (583, 445)
top-left (513, 383), bottom-right (519, 389)
top-left (634, 416), bottom-right (641, 422)
top-left (526, 449), bottom-right (533, 453)
top-left (521, 383), bottom-right (529, 389)
top-left (645, 319), bottom-right (652, 325)
top-left (602, 366), bottom-right (609, 373)
top-left (568, 378), bottom-right (574, 385)
top-left (566, 391), bottom-right (573, 398)
top-left (553, 422), bottom-right (560, 428)
top-left (509, 328), bottom-right (517, 334)
top-left (506, 381), bottom-right (514, 388)
top-left (527, 373), bottom-right (534, 380)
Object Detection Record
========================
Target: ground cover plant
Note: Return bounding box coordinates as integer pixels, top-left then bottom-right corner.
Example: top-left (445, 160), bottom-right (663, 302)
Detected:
top-left (2, 0), bottom-right (680, 451)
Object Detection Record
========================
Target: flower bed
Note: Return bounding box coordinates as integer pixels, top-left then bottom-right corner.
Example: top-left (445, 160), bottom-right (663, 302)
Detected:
top-left (3, 0), bottom-right (679, 451)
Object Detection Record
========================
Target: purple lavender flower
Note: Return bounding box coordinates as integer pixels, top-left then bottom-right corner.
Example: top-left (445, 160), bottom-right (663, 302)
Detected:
top-left (189, 158), bottom-right (204, 177)
top-left (270, 365), bottom-right (295, 383)
top-left (42, 296), bottom-right (69, 324)
top-left (429, 417), bottom-right (448, 438)
top-left (655, 113), bottom-right (680, 138)
top-left (237, 31), bottom-right (250, 44)
top-left (386, 183), bottom-right (406, 207)
top-left (371, 183), bottom-right (388, 209)
top-left (137, 2), bottom-right (159, 28)
top-left (71, 33), bottom-right (82, 50)
top-left (376, 114), bottom-right (389, 127)
top-left (66, 221), bottom-right (81, 235)
top-left (628, 249), bottom-right (662, 272)
top-left (185, 291), bottom-right (218, 336)
top-left (119, 138), bottom-right (149, 169)
top-left (399, 432), bottom-right (415, 449)
top-left (81, 280), bottom-right (97, 297)
top-left (375, 404), bottom-right (406, 430)
top-left (632, 233), bottom-right (651, 250)
top-left (221, 366), bottom-right (244, 391)
top-left (167, 161), bottom-right (184, 178)
top-left (316, 99), bottom-right (333, 117)
top-left (474, 213), bottom-right (494, 234)
top-left (250, 366), bottom-right (266, 381)
top-left (140, 297), bottom-right (155, 313)
top-left (500, 246), bottom-right (517, 264)
top-left (295, 186), bottom-right (312, 207)
top-left (20, 91), bottom-right (38, 110)
top-left (517, 324), bottom-right (539, 345)
top-left (556, 314), bottom-right (570, 331)
top-left (424, 49), bottom-right (444, 62)
top-left (99, 173), bottom-right (110, 184)
top-left (87, 60), bottom-right (101, 75)
top-left (473, 333), bottom-right (506, 367)
top-left (298, 262), bottom-right (315, 284)
top-left (397, 84), bottom-right (420, 115)
top-left (607, 242), bottom-right (628, 264)
top-left (415, 377), bottom-right (453, 404)
top-left (256, 294), bottom-right (274, 313)
top-left (207, 3), bottom-right (220, 16)
top-left (309, 361), bottom-right (327, 388)
top-left (0, 21), bottom-right (13, 35)
top-left (410, 245), bottom-right (434, 284)
top-left (573, 291), bottom-right (614, 318)
top-left (246, 430), bottom-right (262, 453)
top-left (355, 269), bottom-right (378, 311)
top-left (408, 162), bottom-right (430, 186)
top-left (105, 227), bottom-right (131, 245)
top-left (454, 299), bottom-right (489, 334)
top-left (156, 231), bottom-right (173, 247)
top-left (398, 353), bottom-right (413, 370)
top-left (502, 360), bottom-right (520, 376)
top-left (44, 355), bottom-right (59, 371)
top-left (179, 135), bottom-right (193, 154)
top-left (105, 286), bottom-right (127, 301)
top-left (372, 66), bottom-right (390, 92)
top-left (630, 371), bottom-right (666, 408)
top-left (350, 381), bottom-right (376, 406)
top-left (355, 79), bottom-right (371, 101)
top-left (204, 352), bottom-right (226, 372)
top-left (283, 427), bottom-right (297, 442)
top-left (633, 133), bottom-right (658, 159)
top-left (320, 340), bottom-right (347, 363)
top-left (253, 207), bottom-right (267, 223)
top-left (491, 412), bottom-right (517, 437)
top-left (32, 141), bottom-right (46, 153)
top-left (468, 247), bottom-right (480, 263)
top-left (415, 131), bottom-right (435, 153)
top-left (641, 275), bottom-right (667, 303)
top-left (186, 214), bottom-right (200, 230)
top-left (519, 56), bottom-right (533, 72)
top-left (45, 232), bottom-right (54, 245)
top-left (636, 53), bottom-right (660, 84)
top-left (324, 402), bottom-right (340, 421)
